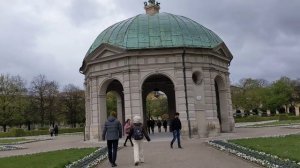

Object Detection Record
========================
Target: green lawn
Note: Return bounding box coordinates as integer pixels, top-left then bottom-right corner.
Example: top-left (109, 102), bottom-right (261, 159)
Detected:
top-left (229, 134), bottom-right (300, 162)
top-left (253, 120), bottom-right (300, 127)
top-left (0, 148), bottom-right (98, 168)
top-left (0, 138), bottom-right (29, 144)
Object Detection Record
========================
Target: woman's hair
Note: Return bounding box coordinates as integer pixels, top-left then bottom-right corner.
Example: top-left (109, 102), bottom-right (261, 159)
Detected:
top-left (110, 111), bottom-right (117, 117)
top-left (126, 119), bottom-right (131, 123)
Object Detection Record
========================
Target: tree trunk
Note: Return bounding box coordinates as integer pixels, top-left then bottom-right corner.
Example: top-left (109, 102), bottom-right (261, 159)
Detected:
top-left (3, 125), bottom-right (7, 132)
top-left (27, 121), bottom-right (31, 131)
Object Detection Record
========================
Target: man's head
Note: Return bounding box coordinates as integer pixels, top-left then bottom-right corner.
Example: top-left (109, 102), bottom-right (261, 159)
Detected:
top-left (175, 112), bottom-right (180, 118)
top-left (110, 111), bottom-right (117, 118)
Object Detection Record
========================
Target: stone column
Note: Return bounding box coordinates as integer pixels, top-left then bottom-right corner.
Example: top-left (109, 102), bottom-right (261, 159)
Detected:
top-left (267, 110), bottom-right (271, 116)
top-left (84, 81), bottom-right (91, 141)
top-left (296, 106), bottom-right (300, 116)
top-left (202, 69), bottom-right (220, 137)
top-left (123, 68), bottom-right (142, 120)
top-left (89, 78), bottom-right (100, 141)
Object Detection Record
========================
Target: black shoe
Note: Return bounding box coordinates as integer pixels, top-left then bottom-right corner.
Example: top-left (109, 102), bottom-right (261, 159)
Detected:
top-left (113, 163), bottom-right (118, 166)
top-left (135, 162), bottom-right (139, 166)
top-left (111, 163), bottom-right (116, 167)
top-left (170, 143), bottom-right (173, 149)
top-left (179, 146), bottom-right (183, 149)
top-left (124, 144), bottom-right (127, 147)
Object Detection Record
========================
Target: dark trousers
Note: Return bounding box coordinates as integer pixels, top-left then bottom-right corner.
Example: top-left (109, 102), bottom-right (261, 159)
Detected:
top-left (107, 140), bottom-right (119, 164)
top-left (124, 135), bottom-right (133, 146)
top-left (171, 130), bottom-right (181, 147)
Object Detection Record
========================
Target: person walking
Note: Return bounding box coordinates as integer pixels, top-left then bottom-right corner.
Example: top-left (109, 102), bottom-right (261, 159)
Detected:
top-left (149, 118), bottom-right (155, 134)
top-left (170, 112), bottom-right (182, 149)
top-left (102, 111), bottom-right (122, 167)
top-left (54, 125), bottom-right (59, 136)
top-left (146, 118), bottom-right (151, 134)
top-left (157, 119), bottom-right (162, 132)
top-left (124, 119), bottom-right (133, 147)
top-left (129, 116), bottom-right (151, 166)
top-left (163, 120), bottom-right (168, 132)
top-left (49, 125), bottom-right (54, 137)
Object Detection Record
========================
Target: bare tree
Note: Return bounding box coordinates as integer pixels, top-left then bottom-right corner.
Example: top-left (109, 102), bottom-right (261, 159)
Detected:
top-left (30, 75), bottom-right (59, 127)
top-left (45, 81), bottom-right (59, 126)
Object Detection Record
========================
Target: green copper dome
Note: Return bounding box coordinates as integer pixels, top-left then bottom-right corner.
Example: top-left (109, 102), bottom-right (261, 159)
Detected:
top-left (87, 12), bottom-right (223, 55)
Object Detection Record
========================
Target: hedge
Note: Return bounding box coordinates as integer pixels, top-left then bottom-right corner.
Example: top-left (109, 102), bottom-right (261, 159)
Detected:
top-left (0, 127), bottom-right (84, 138)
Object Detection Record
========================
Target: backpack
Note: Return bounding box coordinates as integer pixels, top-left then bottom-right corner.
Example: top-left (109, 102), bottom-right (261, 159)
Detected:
top-left (133, 126), bottom-right (144, 140)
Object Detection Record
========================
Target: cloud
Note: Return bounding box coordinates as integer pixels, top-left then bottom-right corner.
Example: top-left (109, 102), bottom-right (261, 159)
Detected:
top-left (0, 0), bottom-right (299, 89)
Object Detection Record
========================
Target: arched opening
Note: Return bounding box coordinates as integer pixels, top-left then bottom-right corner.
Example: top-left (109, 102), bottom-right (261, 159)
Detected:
top-left (98, 79), bottom-right (124, 140)
top-left (215, 80), bottom-right (221, 126)
top-left (106, 80), bottom-right (125, 125)
top-left (214, 76), bottom-right (229, 132)
top-left (141, 74), bottom-right (176, 133)
top-left (289, 106), bottom-right (296, 116)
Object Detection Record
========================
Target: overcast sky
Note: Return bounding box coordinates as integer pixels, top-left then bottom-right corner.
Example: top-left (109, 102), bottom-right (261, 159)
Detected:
top-left (1, 0), bottom-right (299, 89)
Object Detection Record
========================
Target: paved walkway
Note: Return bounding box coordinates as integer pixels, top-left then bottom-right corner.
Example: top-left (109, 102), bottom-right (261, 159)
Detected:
top-left (1, 126), bottom-right (300, 167)
top-left (97, 126), bottom-right (300, 168)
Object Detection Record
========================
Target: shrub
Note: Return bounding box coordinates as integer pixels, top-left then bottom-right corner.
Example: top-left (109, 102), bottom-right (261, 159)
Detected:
top-left (235, 115), bottom-right (279, 123)
top-left (278, 114), bottom-right (300, 121)
top-left (11, 128), bottom-right (26, 137)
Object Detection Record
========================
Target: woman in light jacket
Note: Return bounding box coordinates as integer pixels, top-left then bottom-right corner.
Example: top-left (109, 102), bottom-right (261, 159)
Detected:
top-left (129, 116), bottom-right (151, 166)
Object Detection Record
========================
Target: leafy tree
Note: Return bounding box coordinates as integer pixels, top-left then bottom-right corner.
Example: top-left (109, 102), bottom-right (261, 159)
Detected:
top-left (106, 91), bottom-right (117, 116)
top-left (146, 92), bottom-right (168, 119)
top-left (61, 84), bottom-right (85, 127)
top-left (0, 74), bottom-right (26, 132)
top-left (22, 96), bottom-right (40, 130)
top-left (232, 78), bottom-right (269, 113)
top-left (264, 77), bottom-right (293, 112)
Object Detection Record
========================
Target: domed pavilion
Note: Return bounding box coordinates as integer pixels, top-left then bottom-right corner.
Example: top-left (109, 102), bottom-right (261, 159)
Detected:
top-left (80, 1), bottom-right (235, 141)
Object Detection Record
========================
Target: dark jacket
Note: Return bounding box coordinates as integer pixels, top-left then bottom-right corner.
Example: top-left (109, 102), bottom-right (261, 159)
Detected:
top-left (170, 117), bottom-right (181, 132)
top-left (163, 120), bottom-right (167, 128)
top-left (129, 123), bottom-right (151, 141)
top-left (102, 116), bottom-right (122, 141)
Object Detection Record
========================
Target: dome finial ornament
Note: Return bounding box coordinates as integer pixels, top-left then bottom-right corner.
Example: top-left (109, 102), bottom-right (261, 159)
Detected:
top-left (144, 0), bottom-right (160, 15)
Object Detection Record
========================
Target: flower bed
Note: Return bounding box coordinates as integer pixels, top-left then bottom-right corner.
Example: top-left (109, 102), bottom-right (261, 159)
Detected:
top-left (0, 145), bottom-right (25, 151)
top-left (208, 140), bottom-right (300, 168)
top-left (65, 146), bottom-right (108, 168)
top-left (0, 138), bottom-right (53, 145)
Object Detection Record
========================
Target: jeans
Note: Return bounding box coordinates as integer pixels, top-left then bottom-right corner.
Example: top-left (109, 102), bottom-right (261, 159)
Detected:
top-left (107, 140), bottom-right (119, 164)
top-left (124, 135), bottom-right (133, 146)
top-left (171, 130), bottom-right (181, 147)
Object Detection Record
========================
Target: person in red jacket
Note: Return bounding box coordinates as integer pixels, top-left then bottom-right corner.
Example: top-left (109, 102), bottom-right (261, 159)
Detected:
top-left (123, 119), bottom-right (133, 147)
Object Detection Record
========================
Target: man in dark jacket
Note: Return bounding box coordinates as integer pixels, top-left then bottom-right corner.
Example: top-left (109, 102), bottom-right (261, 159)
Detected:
top-left (170, 112), bottom-right (182, 149)
top-left (102, 111), bottom-right (122, 167)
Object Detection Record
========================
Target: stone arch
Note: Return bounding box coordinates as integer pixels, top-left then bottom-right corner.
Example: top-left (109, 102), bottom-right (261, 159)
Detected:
top-left (214, 75), bottom-right (229, 132)
top-left (98, 78), bottom-right (124, 140)
top-left (140, 71), bottom-right (176, 89)
top-left (141, 73), bottom-right (176, 126)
